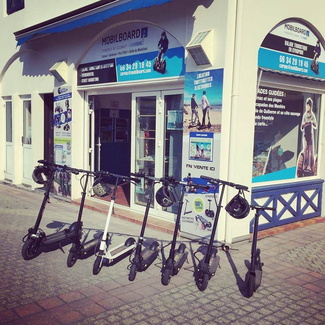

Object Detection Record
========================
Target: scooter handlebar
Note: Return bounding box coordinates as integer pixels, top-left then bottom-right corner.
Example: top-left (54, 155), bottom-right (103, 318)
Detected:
top-left (250, 205), bottom-right (276, 212)
top-left (200, 175), bottom-right (249, 191)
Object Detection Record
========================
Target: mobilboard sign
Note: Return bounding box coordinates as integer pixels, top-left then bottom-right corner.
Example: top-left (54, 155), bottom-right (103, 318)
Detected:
top-left (259, 21), bottom-right (325, 80)
top-left (78, 22), bottom-right (184, 85)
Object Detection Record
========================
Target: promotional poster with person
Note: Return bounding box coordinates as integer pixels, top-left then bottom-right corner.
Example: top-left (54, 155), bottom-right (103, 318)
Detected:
top-left (180, 69), bottom-right (224, 237)
top-left (78, 22), bottom-right (184, 85)
top-left (53, 86), bottom-right (72, 197)
top-left (252, 86), bottom-right (320, 183)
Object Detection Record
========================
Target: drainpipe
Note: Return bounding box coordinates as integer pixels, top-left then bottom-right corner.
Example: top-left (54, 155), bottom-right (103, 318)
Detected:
top-left (223, 0), bottom-right (244, 244)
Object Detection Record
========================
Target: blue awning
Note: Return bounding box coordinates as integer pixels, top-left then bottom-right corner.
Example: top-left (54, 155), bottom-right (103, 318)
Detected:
top-left (15, 0), bottom-right (173, 45)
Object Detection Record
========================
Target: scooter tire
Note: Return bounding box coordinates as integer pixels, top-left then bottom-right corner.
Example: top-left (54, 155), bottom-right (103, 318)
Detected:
top-left (245, 271), bottom-right (255, 298)
top-left (125, 237), bottom-right (135, 246)
top-left (161, 268), bottom-right (172, 286)
top-left (196, 271), bottom-right (209, 292)
top-left (67, 251), bottom-right (77, 268)
top-left (21, 238), bottom-right (40, 260)
top-left (128, 263), bottom-right (137, 281)
top-left (150, 241), bottom-right (159, 250)
top-left (93, 256), bottom-right (102, 275)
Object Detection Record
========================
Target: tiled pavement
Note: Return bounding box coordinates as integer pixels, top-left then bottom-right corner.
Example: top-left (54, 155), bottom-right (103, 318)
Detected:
top-left (1, 181), bottom-right (325, 325)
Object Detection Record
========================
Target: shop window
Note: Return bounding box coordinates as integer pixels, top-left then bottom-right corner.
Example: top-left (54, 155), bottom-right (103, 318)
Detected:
top-left (253, 86), bottom-right (321, 182)
top-left (7, 0), bottom-right (24, 14)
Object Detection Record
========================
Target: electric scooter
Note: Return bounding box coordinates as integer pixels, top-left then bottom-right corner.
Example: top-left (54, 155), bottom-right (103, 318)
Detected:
top-left (128, 174), bottom-right (163, 281)
top-left (21, 160), bottom-right (80, 260)
top-left (245, 204), bottom-right (275, 298)
top-left (194, 175), bottom-right (249, 291)
top-left (161, 176), bottom-right (209, 286)
top-left (195, 215), bottom-right (212, 230)
top-left (66, 169), bottom-right (103, 267)
top-left (92, 172), bottom-right (140, 275)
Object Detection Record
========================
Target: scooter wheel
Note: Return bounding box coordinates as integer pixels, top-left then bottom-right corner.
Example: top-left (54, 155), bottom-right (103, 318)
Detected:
top-left (178, 243), bottom-right (186, 253)
top-left (196, 271), bottom-right (209, 292)
top-left (93, 256), bottom-right (102, 275)
top-left (67, 251), bottom-right (77, 268)
top-left (128, 263), bottom-right (137, 281)
top-left (245, 271), bottom-right (255, 298)
top-left (161, 268), bottom-right (172, 286)
top-left (21, 239), bottom-right (39, 260)
top-left (150, 241), bottom-right (159, 250)
top-left (125, 237), bottom-right (135, 246)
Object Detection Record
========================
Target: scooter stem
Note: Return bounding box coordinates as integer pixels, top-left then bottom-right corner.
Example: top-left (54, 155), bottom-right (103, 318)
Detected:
top-left (32, 169), bottom-right (56, 233)
top-left (99, 177), bottom-right (119, 251)
top-left (250, 209), bottom-right (260, 273)
top-left (204, 183), bottom-right (225, 264)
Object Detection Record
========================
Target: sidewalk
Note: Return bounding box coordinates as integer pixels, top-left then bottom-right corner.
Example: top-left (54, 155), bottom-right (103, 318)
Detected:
top-left (1, 182), bottom-right (325, 325)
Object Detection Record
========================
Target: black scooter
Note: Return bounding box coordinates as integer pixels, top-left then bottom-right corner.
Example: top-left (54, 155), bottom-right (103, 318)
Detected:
top-left (161, 176), bottom-right (209, 286)
top-left (128, 174), bottom-right (162, 281)
top-left (66, 169), bottom-right (103, 267)
top-left (245, 204), bottom-right (275, 297)
top-left (194, 175), bottom-right (249, 291)
top-left (21, 160), bottom-right (80, 260)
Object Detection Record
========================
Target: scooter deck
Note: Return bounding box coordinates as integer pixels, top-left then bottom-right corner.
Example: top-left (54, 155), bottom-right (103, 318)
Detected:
top-left (108, 243), bottom-right (135, 257)
top-left (173, 251), bottom-right (188, 275)
top-left (139, 247), bottom-right (159, 271)
top-left (43, 229), bottom-right (71, 245)
top-left (209, 254), bottom-right (220, 276)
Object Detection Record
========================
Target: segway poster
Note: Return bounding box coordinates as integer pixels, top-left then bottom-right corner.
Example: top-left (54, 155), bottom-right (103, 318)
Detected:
top-left (78, 22), bottom-right (184, 85)
top-left (252, 86), bottom-right (320, 183)
top-left (53, 86), bottom-right (72, 197)
top-left (180, 69), bottom-right (224, 238)
top-left (259, 21), bottom-right (325, 80)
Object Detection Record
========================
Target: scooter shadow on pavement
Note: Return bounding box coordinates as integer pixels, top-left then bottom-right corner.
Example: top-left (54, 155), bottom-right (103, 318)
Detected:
top-left (224, 250), bottom-right (251, 298)
top-left (40, 221), bottom-right (102, 257)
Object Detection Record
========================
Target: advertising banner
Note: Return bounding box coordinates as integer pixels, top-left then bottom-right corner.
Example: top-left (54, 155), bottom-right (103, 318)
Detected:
top-left (180, 69), bottom-right (224, 238)
top-left (78, 22), bottom-right (184, 85)
top-left (253, 86), bottom-right (320, 183)
top-left (259, 21), bottom-right (325, 80)
top-left (53, 86), bottom-right (72, 197)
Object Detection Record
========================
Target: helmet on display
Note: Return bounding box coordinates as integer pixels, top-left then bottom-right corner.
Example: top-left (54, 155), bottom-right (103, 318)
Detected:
top-left (155, 185), bottom-right (176, 208)
top-left (32, 166), bottom-right (50, 185)
top-left (92, 178), bottom-right (112, 197)
top-left (225, 193), bottom-right (250, 219)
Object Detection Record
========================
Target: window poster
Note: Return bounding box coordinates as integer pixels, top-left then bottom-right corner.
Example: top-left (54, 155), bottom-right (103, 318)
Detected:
top-left (252, 86), bottom-right (320, 183)
top-left (78, 22), bottom-right (184, 85)
top-left (259, 21), bottom-right (325, 81)
top-left (180, 69), bottom-right (224, 238)
top-left (53, 86), bottom-right (72, 198)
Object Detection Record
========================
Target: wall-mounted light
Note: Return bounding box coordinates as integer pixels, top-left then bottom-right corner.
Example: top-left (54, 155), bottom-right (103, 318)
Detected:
top-left (49, 60), bottom-right (67, 83)
top-left (186, 30), bottom-right (214, 66)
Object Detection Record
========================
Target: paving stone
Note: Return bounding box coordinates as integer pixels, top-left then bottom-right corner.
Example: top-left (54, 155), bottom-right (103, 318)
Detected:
top-left (1, 182), bottom-right (325, 325)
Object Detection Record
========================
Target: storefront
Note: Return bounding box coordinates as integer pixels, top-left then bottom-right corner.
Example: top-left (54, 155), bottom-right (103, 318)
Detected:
top-left (1, 0), bottom-right (325, 243)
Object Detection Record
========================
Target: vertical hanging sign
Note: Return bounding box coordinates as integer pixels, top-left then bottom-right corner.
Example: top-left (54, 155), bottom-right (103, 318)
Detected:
top-left (180, 69), bottom-right (224, 238)
top-left (53, 86), bottom-right (72, 198)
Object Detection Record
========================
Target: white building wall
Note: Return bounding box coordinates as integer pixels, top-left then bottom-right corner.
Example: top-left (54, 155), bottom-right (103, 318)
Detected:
top-left (1, 0), bottom-right (325, 240)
